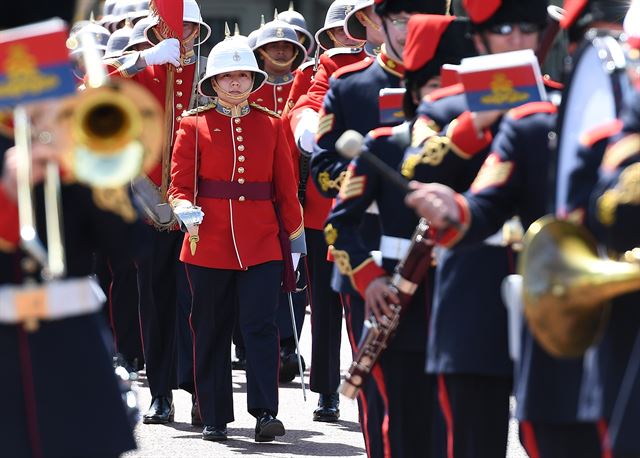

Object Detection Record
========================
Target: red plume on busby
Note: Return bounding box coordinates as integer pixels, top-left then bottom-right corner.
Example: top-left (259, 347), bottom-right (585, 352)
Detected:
top-left (463, 0), bottom-right (548, 30)
top-left (560, 0), bottom-right (626, 31)
top-left (560, 0), bottom-right (588, 28)
top-left (402, 14), bottom-right (476, 117)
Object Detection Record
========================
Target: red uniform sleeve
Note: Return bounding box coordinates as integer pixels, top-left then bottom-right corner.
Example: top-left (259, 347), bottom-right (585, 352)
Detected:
top-left (0, 185), bottom-right (20, 251)
top-left (168, 117), bottom-right (198, 205)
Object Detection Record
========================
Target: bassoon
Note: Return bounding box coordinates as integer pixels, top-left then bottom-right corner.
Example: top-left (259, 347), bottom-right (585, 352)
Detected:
top-left (339, 218), bottom-right (434, 399)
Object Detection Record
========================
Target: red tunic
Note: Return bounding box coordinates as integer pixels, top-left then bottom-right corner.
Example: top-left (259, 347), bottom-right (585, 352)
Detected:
top-left (169, 102), bottom-right (303, 270)
top-left (249, 75), bottom-right (295, 116)
top-left (107, 59), bottom-right (198, 186)
top-left (0, 185), bottom-right (19, 252)
top-left (286, 49), bottom-right (368, 230)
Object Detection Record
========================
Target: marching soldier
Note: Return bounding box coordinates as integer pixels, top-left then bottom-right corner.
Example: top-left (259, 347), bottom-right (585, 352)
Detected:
top-left (168, 36), bottom-right (304, 443)
top-left (0, 3), bottom-right (150, 455)
top-left (124, 16), bottom-right (154, 53)
top-left (404, 3), bottom-right (625, 456)
top-left (106, 0), bottom-right (212, 425)
top-left (250, 19), bottom-right (307, 116)
top-left (325, 14), bottom-right (474, 457)
top-left (398, 0), bottom-right (557, 455)
top-left (278, 2), bottom-right (316, 57)
top-left (309, 0), bottom-right (449, 450)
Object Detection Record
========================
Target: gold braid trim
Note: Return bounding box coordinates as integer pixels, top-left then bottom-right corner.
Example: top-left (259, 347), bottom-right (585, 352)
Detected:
top-left (250, 102), bottom-right (281, 118)
top-left (597, 163), bottom-right (640, 226)
top-left (318, 170), bottom-right (347, 193)
top-left (92, 187), bottom-right (137, 223)
top-left (183, 103), bottom-right (217, 117)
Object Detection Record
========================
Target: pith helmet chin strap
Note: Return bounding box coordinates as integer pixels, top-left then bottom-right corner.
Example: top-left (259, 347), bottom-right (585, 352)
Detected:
top-left (211, 75), bottom-right (255, 103)
top-left (327, 29), bottom-right (365, 48)
top-left (258, 47), bottom-right (299, 69)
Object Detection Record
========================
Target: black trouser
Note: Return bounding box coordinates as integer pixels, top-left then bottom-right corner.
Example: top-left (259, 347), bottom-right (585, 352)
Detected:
top-left (343, 292), bottom-right (385, 458)
top-left (109, 260), bottom-right (144, 369)
top-left (519, 421), bottom-right (605, 458)
top-left (376, 350), bottom-right (444, 458)
top-left (306, 228), bottom-right (342, 394)
top-left (437, 374), bottom-right (512, 458)
top-left (136, 227), bottom-right (181, 397)
top-left (175, 264), bottom-right (195, 393)
top-left (186, 261), bottom-right (283, 426)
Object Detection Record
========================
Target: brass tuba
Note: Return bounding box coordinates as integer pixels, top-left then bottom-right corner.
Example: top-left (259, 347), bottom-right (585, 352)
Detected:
top-left (519, 216), bottom-right (640, 358)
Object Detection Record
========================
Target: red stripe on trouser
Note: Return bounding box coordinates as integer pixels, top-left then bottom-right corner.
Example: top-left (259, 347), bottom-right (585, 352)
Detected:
top-left (342, 293), bottom-right (373, 456)
top-left (520, 421), bottom-right (541, 458)
top-left (183, 264), bottom-right (202, 420)
top-left (371, 364), bottom-right (392, 458)
top-left (437, 374), bottom-right (455, 458)
top-left (597, 419), bottom-right (613, 458)
top-left (18, 329), bottom-right (43, 458)
top-left (107, 261), bottom-right (118, 352)
top-left (134, 261), bottom-right (146, 361)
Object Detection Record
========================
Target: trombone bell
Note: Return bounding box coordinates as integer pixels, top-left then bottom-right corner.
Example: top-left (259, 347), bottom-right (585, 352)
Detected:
top-left (519, 216), bottom-right (640, 358)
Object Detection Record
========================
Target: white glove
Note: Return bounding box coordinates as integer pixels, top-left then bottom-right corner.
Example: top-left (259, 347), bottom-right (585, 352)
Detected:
top-left (291, 253), bottom-right (301, 271)
top-left (141, 38), bottom-right (181, 67)
top-left (294, 109), bottom-right (319, 155)
top-left (173, 204), bottom-right (204, 232)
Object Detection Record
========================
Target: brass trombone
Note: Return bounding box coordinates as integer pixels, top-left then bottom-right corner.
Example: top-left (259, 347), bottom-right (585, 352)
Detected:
top-left (519, 216), bottom-right (640, 358)
top-left (15, 31), bottom-right (162, 278)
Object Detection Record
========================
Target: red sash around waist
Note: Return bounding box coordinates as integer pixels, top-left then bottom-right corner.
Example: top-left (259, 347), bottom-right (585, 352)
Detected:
top-left (198, 180), bottom-right (273, 201)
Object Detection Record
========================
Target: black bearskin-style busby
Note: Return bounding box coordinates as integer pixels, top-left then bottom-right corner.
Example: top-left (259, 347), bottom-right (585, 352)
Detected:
top-left (374, 0), bottom-right (451, 17)
top-left (464, 0), bottom-right (549, 31)
top-left (4, 1), bottom-right (77, 29)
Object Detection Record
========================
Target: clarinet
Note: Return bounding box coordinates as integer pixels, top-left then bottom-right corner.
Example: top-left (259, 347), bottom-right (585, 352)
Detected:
top-left (340, 218), bottom-right (434, 399)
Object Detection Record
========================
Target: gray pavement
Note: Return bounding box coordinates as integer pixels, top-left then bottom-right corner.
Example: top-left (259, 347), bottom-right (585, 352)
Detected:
top-left (124, 311), bottom-right (529, 457)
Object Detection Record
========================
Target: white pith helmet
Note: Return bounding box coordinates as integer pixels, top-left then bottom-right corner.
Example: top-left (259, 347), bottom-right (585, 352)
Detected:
top-left (197, 37), bottom-right (268, 97)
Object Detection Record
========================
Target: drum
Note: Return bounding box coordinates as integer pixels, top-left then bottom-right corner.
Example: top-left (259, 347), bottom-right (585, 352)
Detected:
top-left (552, 30), bottom-right (632, 216)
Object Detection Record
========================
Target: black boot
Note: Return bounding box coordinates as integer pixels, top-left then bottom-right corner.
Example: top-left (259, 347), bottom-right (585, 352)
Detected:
top-left (232, 345), bottom-right (247, 371)
top-left (279, 345), bottom-right (305, 383)
top-left (313, 392), bottom-right (340, 422)
top-left (143, 394), bottom-right (174, 424)
top-left (202, 425), bottom-right (227, 441)
top-left (254, 411), bottom-right (285, 442)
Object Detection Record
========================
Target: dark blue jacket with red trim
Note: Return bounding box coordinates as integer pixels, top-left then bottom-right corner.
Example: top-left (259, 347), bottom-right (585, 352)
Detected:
top-left (324, 123), bottom-right (429, 351)
top-left (569, 94), bottom-right (640, 453)
top-left (402, 84), bottom-right (513, 377)
top-left (436, 101), bottom-right (588, 423)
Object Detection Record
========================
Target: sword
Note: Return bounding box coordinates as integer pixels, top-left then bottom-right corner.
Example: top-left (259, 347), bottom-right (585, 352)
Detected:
top-left (287, 290), bottom-right (307, 401)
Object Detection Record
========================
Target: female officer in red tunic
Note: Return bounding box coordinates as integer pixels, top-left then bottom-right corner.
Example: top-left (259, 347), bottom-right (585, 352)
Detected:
top-left (168, 36), bottom-right (304, 443)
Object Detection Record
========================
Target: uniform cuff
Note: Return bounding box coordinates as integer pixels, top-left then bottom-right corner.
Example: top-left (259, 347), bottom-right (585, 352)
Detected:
top-left (436, 194), bottom-right (471, 248)
top-left (352, 258), bottom-right (387, 297)
top-left (448, 111), bottom-right (493, 159)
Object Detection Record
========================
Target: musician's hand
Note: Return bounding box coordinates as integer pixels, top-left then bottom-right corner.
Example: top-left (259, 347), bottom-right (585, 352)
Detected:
top-left (1, 144), bottom-right (57, 202)
top-left (365, 276), bottom-right (399, 322)
top-left (471, 110), bottom-right (504, 137)
top-left (141, 38), bottom-right (181, 67)
top-left (405, 181), bottom-right (459, 229)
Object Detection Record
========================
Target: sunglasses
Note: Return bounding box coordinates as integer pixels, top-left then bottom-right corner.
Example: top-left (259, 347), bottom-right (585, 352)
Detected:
top-left (488, 22), bottom-right (541, 36)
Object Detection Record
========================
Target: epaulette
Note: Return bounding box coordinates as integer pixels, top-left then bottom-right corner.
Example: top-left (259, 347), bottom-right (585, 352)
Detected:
top-left (182, 103), bottom-right (216, 117)
top-left (508, 101), bottom-right (557, 120)
top-left (250, 102), bottom-right (281, 118)
top-left (298, 59), bottom-right (316, 72)
top-left (332, 58), bottom-right (373, 79)
top-left (324, 47), bottom-right (362, 58)
top-left (601, 133), bottom-right (640, 172)
top-left (368, 126), bottom-right (394, 140)
top-left (579, 119), bottom-right (623, 147)
top-left (425, 83), bottom-right (464, 103)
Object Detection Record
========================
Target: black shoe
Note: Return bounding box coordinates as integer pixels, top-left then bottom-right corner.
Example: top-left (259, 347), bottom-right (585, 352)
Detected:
top-left (191, 394), bottom-right (203, 426)
top-left (142, 395), bottom-right (174, 424)
top-left (254, 411), bottom-right (285, 442)
top-left (232, 346), bottom-right (247, 371)
top-left (279, 347), bottom-right (305, 383)
top-left (313, 392), bottom-right (340, 422)
top-left (202, 425), bottom-right (228, 441)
